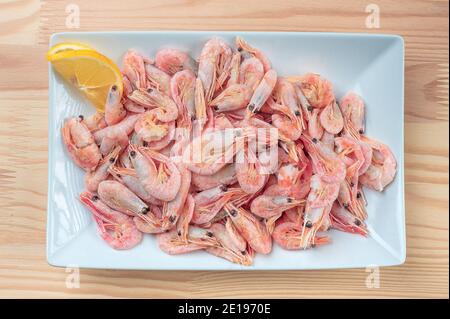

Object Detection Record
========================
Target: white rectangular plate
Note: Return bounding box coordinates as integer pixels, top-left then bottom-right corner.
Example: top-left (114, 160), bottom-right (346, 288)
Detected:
top-left (47, 31), bottom-right (405, 270)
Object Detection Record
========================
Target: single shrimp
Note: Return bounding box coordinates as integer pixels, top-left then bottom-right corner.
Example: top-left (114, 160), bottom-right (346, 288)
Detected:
top-left (226, 52), bottom-right (241, 88)
top-left (247, 69), bottom-right (277, 115)
top-left (133, 205), bottom-right (165, 234)
top-left (207, 221), bottom-right (253, 266)
top-left (108, 165), bottom-right (162, 206)
top-left (175, 194), bottom-right (195, 242)
top-left (337, 180), bottom-right (367, 220)
top-left (83, 112), bottom-right (107, 132)
top-left (79, 191), bottom-right (142, 250)
top-left (170, 69), bottom-right (196, 121)
top-left (99, 127), bottom-right (129, 157)
top-left (183, 128), bottom-right (253, 176)
top-left (191, 185), bottom-right (244, 225)
top-left (301, 135), bottom-right (346, 184)
top-left (157, 226), bottom-right (219, 255)
top-left (193, 78), bottom-right (208, 137)
top-left (271, 113), bottom-right (301, 141)
top-left (155, 48), bottom-right (198, 76)
top-left (85, 146), bottom-right (121, 192)
top-left (340, 92), bottom-right (365, 134)
top-left (250, 194), bottom-right (303, 218)
top-left (128, 89), bottom-right (179, 123)
top-left (235, 148), bottom-right (268, 194)
top-left (275, 163), bottom-right (308, 200)
top-left (97, 180), bottom-right (150, 216)
top-left (129, 144), bottom-right (181, 201)
top-left (299, 73), bottom-right (335, 109)
top-left (161, 162), bottom-right (191, 229)
top-left (235, 36), bottom-right (271, 72)
top-left (359, 136), bottom-right (397, 191)
top-left (308, 108), bottom-right (324, 140)
top-left (273, 78), bottom-right (303, 128)
top-left (335, 136), bottom-right (366, 179)
top-left (105, 84), bottom-right (126, 126)
top-left (209, 220), bottom-right (247, 254)
top-left (330, 202), bottom-right (368, 236)
top-left (198, 38), bottom-right (232, 102)
top-left (134, 111), bottom-right (171, 143)
top-left (210, 84), bottom-right (252, 113)
top-left (239, 57), bottom-right (264, 92)
top-left (307, 174), bottom-right (340, 209)
top-left (61, 116), bottom-right (101, 171)
top-left (93, 113), bottom-right (139, 145)
top-left (299, 204), bottom-right (333, 249)
top-left (273, 215), bottom-right (330, 250)
top-left (144, 62), bottom-right (172, 97)
top-left (191, 164), bottom-right (237, 191)
top-left (319, 100), bottom-right (343, 135)
top-left (123, 99), bottom-right (146, 113)
top-left (225, 203), bottom-right (272, 254)
top-left (122, 50), bottom-right (147, 89)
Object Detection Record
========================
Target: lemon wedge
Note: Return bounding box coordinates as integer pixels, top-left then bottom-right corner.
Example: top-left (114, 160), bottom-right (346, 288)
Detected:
top-left (47, 45), bottom-right (122, 112)
top-left (46, 42), bottom-right (93, 59)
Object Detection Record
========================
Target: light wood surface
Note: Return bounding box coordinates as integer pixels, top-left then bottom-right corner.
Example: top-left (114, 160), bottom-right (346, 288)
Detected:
top-left (0, 0), bottom-right (448, 298)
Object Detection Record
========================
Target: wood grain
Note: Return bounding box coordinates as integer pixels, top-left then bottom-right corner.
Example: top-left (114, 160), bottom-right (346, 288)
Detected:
top-left (0, 0), bottom-right (448, 298)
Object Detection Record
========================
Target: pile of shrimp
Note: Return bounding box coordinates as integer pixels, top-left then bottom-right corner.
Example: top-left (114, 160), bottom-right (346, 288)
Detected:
top-left (62, 36), bottom-right (397, 265)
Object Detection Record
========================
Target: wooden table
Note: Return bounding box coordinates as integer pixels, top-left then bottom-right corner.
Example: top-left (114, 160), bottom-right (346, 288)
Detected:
top-left (0, 0), bottom-right (448, 298)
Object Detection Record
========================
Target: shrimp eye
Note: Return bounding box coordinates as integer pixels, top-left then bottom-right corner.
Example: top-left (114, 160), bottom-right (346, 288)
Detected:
top-left (129, 150), bottom-right (136, 158)
top-left (241, 250), bottom-right (247, 255)
top-left (350, 182), bottom-right (355, 187)
top-left (169, 215), bottom-right (176, 223)
top-left (146, 88), bottom-right (153, 93)
top-left (191, 114), bottom-right (196, 121)
top-left (343, 203), bottom-right (349, 209)
top-left (92, 195), bottom-right (99, 201)
top-left (109, 157), bottom-right (115, 163)
top-left (237, 47), bottom-right (243, 52)
top-left (78, 115), bottom-right (84, 121)
top-left (354, 219), bottom-right (362, 226)
top-left (312, 138), bottom-right (318, 144)
top-left (305, 221), bottom-right (313, 228)
top-left (213, 105), bottom-right (219, 111)
top-left (219, 185), bottom-right (228, 192)
top-left (357, 192), bottom-right (362, 199)
top-left (286, 197), bottom-right (293, 203)
top-left (177, 231), bottom-right (181, 236)
top-left (359, 129), bottom-right (364, 134)
top-left (142, 141), bottom-right (148, 147)
top-left (311, 243), bottom-right (316, 248)
top-left (111, 85), bottom-right (117, 92)
top-left (307, 106), bottom-right (313, 112)
top-left (117, 174), bottom-right (121, 178)
top-left (230, 209), bottom-right (237, 217)
top-left (206, 231), bottom-right (214, 237)
top-left (141, 207), bottom-right (149, 214)
top-left (295, 110), bottom-right (301, 116)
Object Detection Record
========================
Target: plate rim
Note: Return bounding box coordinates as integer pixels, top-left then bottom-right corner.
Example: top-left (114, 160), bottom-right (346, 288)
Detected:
top-left (46, 31), bottom-right (406, 270)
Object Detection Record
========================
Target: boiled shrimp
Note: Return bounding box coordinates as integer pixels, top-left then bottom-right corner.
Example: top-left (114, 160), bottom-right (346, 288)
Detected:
top-left (80, 191), bottom-right (142, 250)
top-left (62, 116), bottom-right (101, 171)
top-left (85, 146), bottom-right (121, 192)
top-left (129, 144), bottom-right (181, 201)
top-left (155, 48), bottom-right (198, 75)
top-left (225, 203), bottom-right (272, 254)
